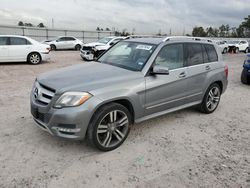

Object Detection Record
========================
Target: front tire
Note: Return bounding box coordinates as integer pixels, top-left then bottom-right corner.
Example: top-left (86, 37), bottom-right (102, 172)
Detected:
top-left (223, 48), bottom-right (227, 54)
top-left (28, 52), bottom-right (41, 65)
top-left (199, 83), bottom-right (221, 114)
top-left (235, 47), bottom-right (239, 54)
top-left (245, 47), bottom-right (249, 53)
top-left (87, 103), bottom-right (131, 151)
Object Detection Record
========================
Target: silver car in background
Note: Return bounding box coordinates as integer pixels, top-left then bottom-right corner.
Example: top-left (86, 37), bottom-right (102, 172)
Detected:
top-left (44, 36), bottom-right (83, 51)
top-left (31, 36), bottom-right (228, 151)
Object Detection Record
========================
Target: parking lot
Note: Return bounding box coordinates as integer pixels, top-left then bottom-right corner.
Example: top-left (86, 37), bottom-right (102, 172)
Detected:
top-left (0, 51), bottom-right (249, 187)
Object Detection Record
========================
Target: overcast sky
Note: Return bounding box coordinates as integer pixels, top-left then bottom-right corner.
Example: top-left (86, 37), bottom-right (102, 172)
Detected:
top-left (0, 0), bottom-right (250, 34)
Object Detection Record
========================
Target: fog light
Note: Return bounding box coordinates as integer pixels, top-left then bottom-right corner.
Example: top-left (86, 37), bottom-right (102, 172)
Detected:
top-left (55, 127), bottom-right (80, 133)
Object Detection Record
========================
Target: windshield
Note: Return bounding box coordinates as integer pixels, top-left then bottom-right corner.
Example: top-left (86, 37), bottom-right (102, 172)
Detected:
top-left (98, 41), bottom-right (156, 71)
top-left (97, 37), bottom-right (113, 44)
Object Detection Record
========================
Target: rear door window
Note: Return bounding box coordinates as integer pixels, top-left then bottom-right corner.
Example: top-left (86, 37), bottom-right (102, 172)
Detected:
top-left (58, 37), bottom-right (67, 42)
top-left (186, 43), bottom-right (203, 66)
top-left (66, 37), bottom-right (76, 41)
top-left (204, 44), bottom-right (218, 62)
top-left (9, 37), bottom-right (31, 45)
top-left (0, 37), bottom-right (8, 45)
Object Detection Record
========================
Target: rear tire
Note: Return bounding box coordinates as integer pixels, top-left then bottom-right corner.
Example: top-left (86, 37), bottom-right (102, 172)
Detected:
top-left (223, 48), bottom-right (227, 54)
top-left (50, 44), bottom-right (56, 51)
top-left (245, 47), bottom-right (249, 53)
top-left (198, 83), bottom-right (221, 114)
top-left (241, 69), bottom-right (250, 84)
top-left (87, 103), bottom-right (131, 151)
top-left (28, 52), bottom-right (41, 65)
top-left (75, 44), bottom-right (81, 51)
top-left (235, 47), bottom-right (239, 54)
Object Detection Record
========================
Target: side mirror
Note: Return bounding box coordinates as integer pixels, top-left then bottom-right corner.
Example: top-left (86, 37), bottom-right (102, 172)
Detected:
top-left (56, 40), bottom-right (59, 42)
top-left (109, 42), bottom-right (114, 46)
top-left (152, 65), bottom-right (169, 75)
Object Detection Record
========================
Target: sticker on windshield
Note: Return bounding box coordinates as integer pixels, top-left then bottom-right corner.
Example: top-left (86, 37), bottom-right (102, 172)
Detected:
top-left (136, 45), bottom-right (152, 50)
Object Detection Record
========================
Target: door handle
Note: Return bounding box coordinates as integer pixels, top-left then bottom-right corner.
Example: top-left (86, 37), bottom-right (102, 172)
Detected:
top-left (179, 72), bottom-right (186, 78)
top-left (205, 65), bottom-right (211, 71)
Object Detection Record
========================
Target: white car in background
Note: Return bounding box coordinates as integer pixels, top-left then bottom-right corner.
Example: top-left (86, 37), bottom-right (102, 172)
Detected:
top-left (43, 36), bottom-right (83, 51)
top-left (80, 36), bottom-right (125, 60)
top-left (227, 40), bottom-right (249, 53)
top-left (215, 40), bottom-right (228, 54)
top-left (0, 35), bottom-right (50, 64)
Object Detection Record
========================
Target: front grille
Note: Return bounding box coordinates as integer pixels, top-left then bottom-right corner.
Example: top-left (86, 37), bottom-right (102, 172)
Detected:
top-left (34, 82), bottom-right (56, 105)
top-left (31, 105), bottom-right (51, 123)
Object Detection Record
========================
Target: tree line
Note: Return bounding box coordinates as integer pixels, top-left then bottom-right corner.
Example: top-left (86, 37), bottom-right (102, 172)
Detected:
top-left (192, 15), bottom-right (250, 38)
top-left (18, 21), bottom-right (45, 28)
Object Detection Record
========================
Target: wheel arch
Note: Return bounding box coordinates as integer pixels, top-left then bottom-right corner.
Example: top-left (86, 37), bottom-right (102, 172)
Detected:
top-left (90, 98), bottom-right (135, 125)
top-left (214, 80), bottom-right (223, 92)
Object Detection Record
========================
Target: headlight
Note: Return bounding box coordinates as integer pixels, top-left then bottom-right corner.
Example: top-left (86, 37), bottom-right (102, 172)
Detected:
top-left (54, 92), bottom-right (92, 108)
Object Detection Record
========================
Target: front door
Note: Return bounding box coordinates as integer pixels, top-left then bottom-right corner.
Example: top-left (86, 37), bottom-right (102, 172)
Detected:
top-left (145, 43), bottom-right (189, 116)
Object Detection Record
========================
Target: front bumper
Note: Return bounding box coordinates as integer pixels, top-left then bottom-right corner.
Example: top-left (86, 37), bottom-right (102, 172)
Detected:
top-left (30, 92), bottom-right (102, 140)
top-left (80, 50), bottom-right (94, 61)
top-left (41, 53), bottom-right (50, 61)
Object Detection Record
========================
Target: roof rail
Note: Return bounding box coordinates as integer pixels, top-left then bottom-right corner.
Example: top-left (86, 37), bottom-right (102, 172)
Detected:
top-left (162, 36), bottom-right (212, 43)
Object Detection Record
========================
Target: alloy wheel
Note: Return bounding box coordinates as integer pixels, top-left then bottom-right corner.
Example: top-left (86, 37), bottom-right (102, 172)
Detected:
top-left (206, 87), bottom-right (221, 111)
top-left (96, 110), bottom-right (129, 148)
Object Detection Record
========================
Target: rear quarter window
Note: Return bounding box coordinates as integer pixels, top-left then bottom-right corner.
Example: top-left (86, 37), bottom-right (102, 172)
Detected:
top-left (204, 44), bottom-right (218, 62)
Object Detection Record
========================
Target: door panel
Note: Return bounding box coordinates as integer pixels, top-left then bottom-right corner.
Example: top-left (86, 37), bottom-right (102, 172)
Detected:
top-left (145, 68), bottom-right (189, 115)
top-left (145, 43), bottom-right (189, 115)
top-left (55, 37), bottom-right (68, 49)
top-left (8, 37), bottom-right (31, 61)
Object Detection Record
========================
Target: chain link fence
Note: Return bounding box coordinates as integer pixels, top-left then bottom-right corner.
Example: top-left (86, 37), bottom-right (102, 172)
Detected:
top-left (0, 25), bottom-right (115, 43)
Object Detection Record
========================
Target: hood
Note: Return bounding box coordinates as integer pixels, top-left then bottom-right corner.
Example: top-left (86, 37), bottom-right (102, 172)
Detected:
top-left (228, 43), bottom-right (239, 46)
top-left (38, 62), bottom-right (143, 94)
top-left (83, 42), bottom-right (105, 47)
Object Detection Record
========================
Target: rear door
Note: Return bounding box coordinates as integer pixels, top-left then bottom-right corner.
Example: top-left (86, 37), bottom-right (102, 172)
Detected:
top-left (8, 37), bottom-right (32, 61)
top-left (184, 43), bottom-right (208, 102)
top-left (0, 37), bottom-right (9, 62)
top-left (55, 37), bottom-right (68, 49)
top-left (185, 43), bottom-right (219, 103)
top-left (145, 43), bottom-right (190, 115)
top-left (66, 37), bottom-right (76, 49)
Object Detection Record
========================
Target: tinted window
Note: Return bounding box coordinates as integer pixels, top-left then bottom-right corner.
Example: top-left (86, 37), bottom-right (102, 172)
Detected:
top-left (202, 45), bottom-right (209, 63)
top-left (66, 37), bottom-right (76, 41)
top-left (10, 37), bottom-right (30, 45)
top-left (204, 44), bottom-right (218, 62)
top-left (58, 37), bottom-right (67, 41)
top-left (155, 44), bottom-right (184, 70)
top-left (0, 37), bottom-right (8, 45)
top-left (186, 43), bottom-right (203, 66)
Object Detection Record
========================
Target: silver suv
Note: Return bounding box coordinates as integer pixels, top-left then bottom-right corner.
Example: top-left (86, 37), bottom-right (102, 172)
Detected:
top-left (30, 36), bottom-right (228, 151)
